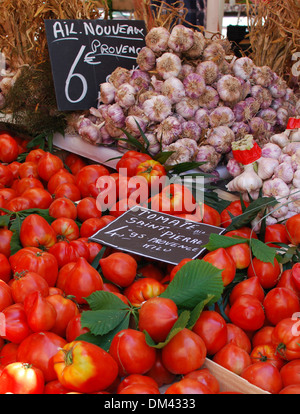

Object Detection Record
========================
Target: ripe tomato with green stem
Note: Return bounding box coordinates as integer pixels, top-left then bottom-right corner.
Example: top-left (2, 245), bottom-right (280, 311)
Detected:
top-left (19, 214), bottom-right (57, 250)
top-left (99, 252), bottom-right (137, 288)
top-left (116, 150), bottom-right (152, 177)
top-left (149, 183), bottom-right (196, 215)
top-left (0, 362), bottom-right (45, 394)
top-left (247, 257), bottom-right (281, 289)
top-left (241, 362), bottom-right (283, 394)
top-left (263, 287), bottom-right (300, 326)
top-left (271, 317), bottom-right (300, 361)
top-left (212, 343), bottom-right (251, 375)
top-left (202, 248), bottom-right (236, 286)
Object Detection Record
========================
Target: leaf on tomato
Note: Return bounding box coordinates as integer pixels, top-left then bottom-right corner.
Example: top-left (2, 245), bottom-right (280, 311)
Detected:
top-left (203, 233), bottom-right (248, 251)
top-left (250, 238), bottom-right (277, 264)
top-left (187, 295), bottom-right (215, 330)
top-left (226, 196), bottom-right (277, 231)
top-left (80, 309), bottom-right (128, 336)
top-left (144, 310), bottom-right (191, 348)
top-left (84, 290), bottom-right (129, 311)
top-left (160, 260), bottom-right (224, 309)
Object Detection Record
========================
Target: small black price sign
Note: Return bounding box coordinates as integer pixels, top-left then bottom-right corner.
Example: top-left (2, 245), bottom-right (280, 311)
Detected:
top-left (44, 19), bottom-right (146, 111)
top-left (89, 206), bottom-right (226, 265)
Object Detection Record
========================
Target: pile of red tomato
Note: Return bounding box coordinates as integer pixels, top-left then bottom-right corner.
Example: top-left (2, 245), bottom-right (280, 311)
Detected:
top-left (0, 131), bottom-right (300, 394)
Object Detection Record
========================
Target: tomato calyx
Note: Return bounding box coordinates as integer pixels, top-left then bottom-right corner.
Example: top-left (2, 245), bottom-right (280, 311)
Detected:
top-left (13, 270), bottom-right (28, 280)
top-left (276, 343), bottom-right (288, 360)
top-left (62, 347), bottom-right (75, 367)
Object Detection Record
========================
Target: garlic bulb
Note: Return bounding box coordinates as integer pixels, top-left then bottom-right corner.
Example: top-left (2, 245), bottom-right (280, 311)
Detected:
top-left (290, 130), bottom-right (300, 142)
top-left (161, 77), bottom-right (186, 104)
top-left (251, 66), bottom-right (274, 88)
top-left (129, 69), bottom-right (151, 92)
top-left (115, 83), bottom-right (136, 109)
top-left (165, 138), bottom-right (198, 159)
top-left (181, 121), bottom-right (201, 141)
top-left (163, 143), bottom-right (193, 166)
top-left (156, 52), bottom-right (182, 80)
top-left (195, 145), bottom-right (222, 173)
top-left (293, 170), bottom-right (300, 188)
top-left (231, 122), bottom-right (251, 140)
top-left (270, 131), bottom-right (290, 148)
top-left (156, 116), bottom-right (182, 145)
top-left (168, 25), bottom-right (195, 53)
top-left (184, 31), bottom-right (205, 58)
top-left (203, 42), bottom-right (225, 66)
top-left (269, 77), bottom-right (287, 99)
top-left (178, 64), bottom-right (195, 80)
top-left (206, 126), bottom-right (235, 154)
top-left (142, 95), bottom-right (172, 123)
top-left (216, 75), bottom-right (241, 104)
top-left (262, 178), bottom-right (290, 199)
top-left (77, 118), bottom-right (102, 145)
top-left (261, 143), bottom-right (282, 159)
top-left (175, 97), bottom-right (199, 120)
top-left (194, 108), bottom-right (210, 129)
top-left (99, 82), bottom-right (116, 104)
top-left (183, 73), bottom-right (206, 99)
top-left (227, 158), bottom-right (244, 177)
top-left (136, 47), bottom-right (156, 71)
top-left (195, 61), bottom-right (219, 85)
top-left (283, 142), bottom-right (300, 156)
top-left (273, 162), bottom-right (294, 183)
top-left (138, 133), bottom-right (160, 156)
top-left (209, 106), bottom-right (235, 128)
top-left (256, 157), bottom-right (279, 180)
top-left (258, 108), bottom-right (277, 126)
top-left (232, 57), bottom-right (254, 80)
top-left (198, 86), bottom-right (220, 109)
top-left (251, 85), bottom-right (272, 110)
top-left (270, 198), bottom-right (289, 219)
top-left (125, 115), bottom-right (147, 137)
top-left (145, 27), bottom-right (170, 53)
top-left (226, 163), bottom-right (263, 193)
top-left (109, 67), bottom-right (130, 88)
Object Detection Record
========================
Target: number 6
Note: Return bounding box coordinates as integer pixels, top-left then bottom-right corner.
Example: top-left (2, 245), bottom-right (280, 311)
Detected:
top-left (65, 45), bottom-right (88, 103)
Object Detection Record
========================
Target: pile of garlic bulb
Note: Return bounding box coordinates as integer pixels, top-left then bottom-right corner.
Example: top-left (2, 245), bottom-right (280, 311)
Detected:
top-left (71, 24), bottom-right (299, 174)
top-left (226, 125), bottom-right (300, 228)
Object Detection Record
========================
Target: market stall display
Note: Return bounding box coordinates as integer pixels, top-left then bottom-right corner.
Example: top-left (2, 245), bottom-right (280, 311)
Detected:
top-left (0, 0), bottom-right (300, 397)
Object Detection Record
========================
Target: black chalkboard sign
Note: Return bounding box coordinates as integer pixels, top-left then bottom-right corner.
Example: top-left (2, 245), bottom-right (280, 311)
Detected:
top-left (89, 206), bottom-right (226, 265)
top-left (44, 19), bottom-right (146, 111)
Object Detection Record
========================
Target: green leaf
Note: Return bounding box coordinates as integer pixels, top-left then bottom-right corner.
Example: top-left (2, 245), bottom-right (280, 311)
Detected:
top-left (91, 245), bottom-right (107, 269)
top-left (80, 309), bottom-right (128, 336)
top-left (160, 260), bottom-right (224, 309)
top-left (0, 214), bottom-right (11, 227)
top-left (203, 191), bottom-right (231, 214)
top-left (165, 161), bottom-right (206, 174)
top-left (187, 295), bottom-right (216, 330)
top-left (119, 129), bottom-right (149, 154)
top-left (250, 238), bottom-right (277, 264)
top-left (203, 233), bottom-right (248, 251)
top-left (226, 196), bottom-right (278, 231)
top-left (144, 310), bottom-right (191, 348)
top-left (9, 215), bottom-right (23, 255)
top-left (153, 151), bottom-right (175, 165)
top-left (84, 290), bottom-right (129, 311)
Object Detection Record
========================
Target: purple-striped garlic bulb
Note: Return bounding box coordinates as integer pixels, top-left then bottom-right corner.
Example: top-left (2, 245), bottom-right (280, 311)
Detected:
top-left (167, 25), bottom-right (195, 53)
top-left (175, 97), bottom-right (199, 119)
top-left (142, 95), bottom-right (172, 123)
top-left (156, 115), bottom-right (183, 145)
top-left (161, 77), bottom-right (186, 104)
top-left (136, 47), bottom-right (156, 71)
top-left (181, 120), bottom-right (201, 141)
top-left (115, 83), bottom-right (136, 109)
top-left (99, 82), bottom-right (116, 104)
top-left (145, 27), bottom-right (170, 53)
top-left (232, 57), bottom-right (254, 80)
top-left (206, 126), bottom-right (235, 154)
top-left (156, 52), bottom-right (182, 80)
top-left (209, 106), bottom-right (235, 128)
top-left (198, 86), bottom-right (219, 109)
top-left (194, 108), bottom-right (210, 129)
top-left (183, 73), bottom-right (206, 99)
top-left (217, 75), bottom-right (241, 104)
top-left (195, 61), bottom-right (219, 85)
top-left (195, 145), bottom-right (222, 173)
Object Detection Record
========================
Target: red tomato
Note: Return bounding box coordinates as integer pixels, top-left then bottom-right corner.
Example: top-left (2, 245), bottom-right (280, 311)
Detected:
top-left (117, 374), bottom-right (159, 394)
top-left (81, 238), bottom-right (102, 263)
top-left (124, 278), bottom-right (165, 307)
top-left (46, 294), bottom-right (79, 338)
top-left (278, 268), bottom-right (300, 298)
top-left (280, 359), bottom-right (300, 388)
top-left (109, 197), bottom-right (138, 218)
top-left (229, 277), bottom-right (265, 305)
top-left (77, 197), bottom-right (102, 222)
top-left (53, 182), bottom-right (81, 202)
top-left (212, 343), bottom-right (251, 375)
top-left (279, 384), bottom-right (300, 394)
top-left (37, 152), bottom-right (64, 182)
top-left (169, 258), bottom-right (193, 282)
top-left (291, 263), bottom-right (300, 291)
top-left (138, 297), bottom-right (178, 343)
top-left (10, 271), bottom-right (49, 304)
top-left (0, 188), bottom-right (17, 203)
top-left (109, 329), bottom-right (156, 376)
top-left (24, 291), bottom-right (57, 332)
top-left (47, 169), bottom-right (76, 194)
top-left (75, 164), bottom-right (110, 198)
top-left (0, 253), bottom-right (12, 283)
top-left (225, 243), bottom-right (251, 270)
top-left (6, 196), bottom-right (34, 212)
top-left (9, 247), bottom-right (58, 287)
top-left (285, 213), bottom-right (300, 245)
top-left (250, 343), bottom-right (285, 370)
top-left (62, 257), bottom-right (103, 304)
top-left (0, 164), bottom-right (13, 188)
top-left (0, 228), bottom-right (12, 257)
top-left (192, 310), bottom-right (228, 355)
top-left (25, 148), bottom-right (46, 164)
top-left (220, 200), bottom-right (249, 228)
top-left (48, 197), bottom-right (77, 220)
top-left (18, 161), bottom-right (39, 179)
top-left (0, 279), bottom-right (13, 311)
top-left (65, 314), bottom-right (90, 343)
top-left (0, 342), bottom-right (19, 366)
top-left (252, 326), bottom-right (274, 348)
top-left (161, 328), bottom-right (207, 375)
top-left (1, 303), bottom-right (32, 344)
top-left (264, 223), bottom-right (289, 248)
top-left (116, 151), bottom-right (152, 177)
top-left (228, 294), bottom-right (265, 331)
top-left (53, 340), bottom-right (118, 393)
top-left (65, 153), bottom-right (87, 175)
top-left (138, 263), bottom-right (165, 281)
top-left (22, 187), bottom-right (53, 209)
top-left (146, 350), bottom-right (176, 388)
top-left (80, 216), bottom-right (115, 238)
top-left (247, 257), bottom-right (281, 289)
top-left (149, 183), bottom-right (196, 215)
top-left (241, 362), bottom-right (283, 394)
top-left (225, 227), bottom-right (257, 240)
top-left (19, 214), bottom-right (57, 250)
top-left (118, 383), bottom-right (160, 394)
top-left (184, 368), bottom-right (220, 394)
top-left (135, 159), bottom-right (166, 193)
top-left (7, 161), bottom-right (21, 179)
top-left (51, 218), bottom-right (80, 241)
top-left (202, 248), bottom-right (236, 286)
top-left (17, 331), bottom-right (67, 382)
top-left (196, 203), bottom-right (221, 227)
top-left (0, 134), bottom-right (19, 163)
top-left (16, 177), bottom-right (44, 196)
top-left (165, 378), bottom-right (212, 394)
top-left (226, 323), bottom-right (252, 354)
top-left (271, 317), bottom-right (300, 361)
top-left (43, 379), bottom-right (70, 394)
top-left (0, 362), bottom-right (44, 394)
top-left (263, 287), bottom-right (300, 326)
top-left (99, 252), bottom-right (137, 288)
